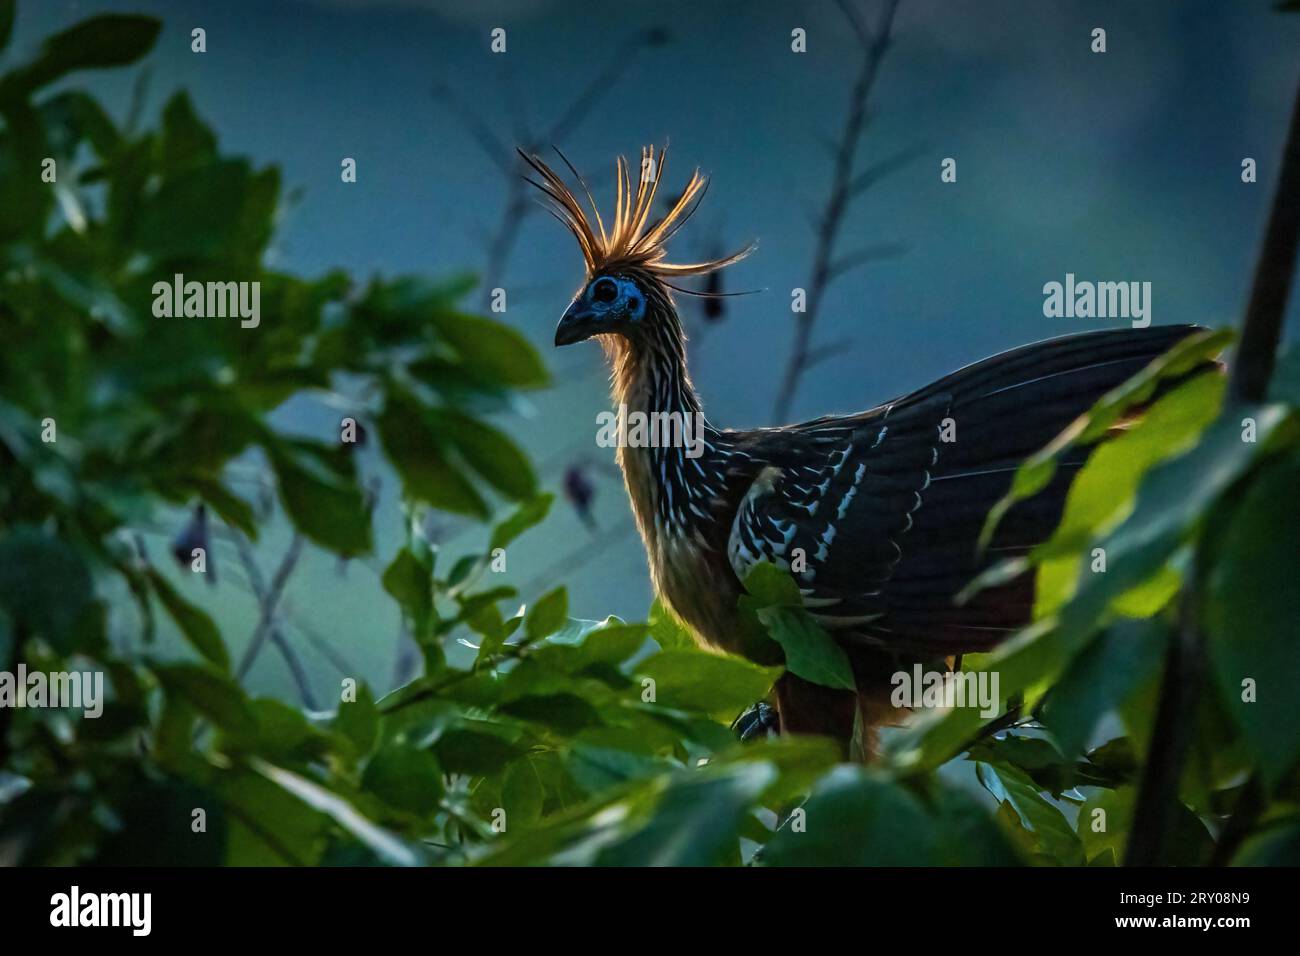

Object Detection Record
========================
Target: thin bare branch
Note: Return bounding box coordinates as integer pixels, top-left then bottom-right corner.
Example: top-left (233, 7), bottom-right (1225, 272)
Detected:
top-left (432, 82), bottom-right (512, 174)
top-left (288, 617), bottom-right (360, 677)
top-left (1228, 73), bottom-right (1300, 404)
top-left (544, 29), bottom-right (666, 145)
top-left (836, 0), bottom-right (874, 48)
top-left (803, 336), bottom-right (857, 370)
top-left (234, 533), bottom-right (304, 681)
top-left (269, 626), bottom-right (320, 709)
top-left (847, 144), bottom-right (927, 197)
top-left (826, 241), bottom-right (908, 282)
top-left (773, 0), bottom-right (904, 421)
top-left (520, 519), bottom-right (638, 596)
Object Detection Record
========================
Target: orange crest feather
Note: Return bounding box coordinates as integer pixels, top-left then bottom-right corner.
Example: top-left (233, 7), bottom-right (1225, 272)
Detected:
top-left (520, 144), bottom-right (753, 278)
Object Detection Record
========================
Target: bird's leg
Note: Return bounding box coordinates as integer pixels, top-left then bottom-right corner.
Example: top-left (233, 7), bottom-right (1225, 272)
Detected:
top-left (732, 701), bottom-right (779, 742)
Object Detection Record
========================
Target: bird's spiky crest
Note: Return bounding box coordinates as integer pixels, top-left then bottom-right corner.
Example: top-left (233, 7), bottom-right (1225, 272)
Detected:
top-left (519, 144), bottom-right (752, 278)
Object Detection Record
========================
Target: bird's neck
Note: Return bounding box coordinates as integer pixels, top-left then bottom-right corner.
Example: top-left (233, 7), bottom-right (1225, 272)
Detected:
top-left (609, 325), bottom-right (704, 424)
top-left (606, 314), bottom-right (720, 540)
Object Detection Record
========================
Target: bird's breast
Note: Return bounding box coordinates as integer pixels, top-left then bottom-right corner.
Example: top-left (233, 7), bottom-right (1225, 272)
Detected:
top-left (620, 445), bottom-right (743, 654)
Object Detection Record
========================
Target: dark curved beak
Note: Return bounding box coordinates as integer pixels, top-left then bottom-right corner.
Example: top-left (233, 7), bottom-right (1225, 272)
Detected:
top-left (555, 302), bottom-right (597, 347)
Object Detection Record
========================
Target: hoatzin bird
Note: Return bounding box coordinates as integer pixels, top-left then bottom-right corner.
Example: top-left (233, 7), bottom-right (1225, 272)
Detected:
top-left (523, 145), bottom-right (1203, 757)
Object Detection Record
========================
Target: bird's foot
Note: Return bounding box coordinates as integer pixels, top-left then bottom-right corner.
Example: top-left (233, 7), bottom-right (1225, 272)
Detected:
top-left (732, 701), bottom-right (779, 742)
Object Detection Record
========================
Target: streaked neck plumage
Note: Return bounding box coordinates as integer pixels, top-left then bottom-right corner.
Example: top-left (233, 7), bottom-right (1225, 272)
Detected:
top-left (604, 286), bottom-right (723, 545)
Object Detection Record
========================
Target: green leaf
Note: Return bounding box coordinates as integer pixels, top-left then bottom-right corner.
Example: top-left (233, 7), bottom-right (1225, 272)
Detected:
top-left (1041, 618), bottom-right (1167, 756)
top-left (267, 440), bottom-right (372, 556)
top-left (570, 622), bottom-right (649, 668)
top-left (597, 763), bottom-right (776, 865)
top-left (928, 783), bottom-right (1023, 866)
top-left (92, 779), bottom-right (226, 866)
top-left (637, 648), bottom-right (782, 717)
top-left (963, 370), bottom-right (1224, 608)
top-left (0, 527), bottom-right (94, 654)
top-left (382, 547), bottom-right (432, 637)
top-left (764, 766), bottom-right (937, 866)
top-left (377, 392), bottom-right (487, 518)
top-left (468, 602), bottom-right (509, 664)
top-left (153, 663), bottom-right (256, 736)
top-left (1232, 819), bottom-right (1300, 865)
top-left (1031, 371), bottom-right (1224, 615)
top-left (335, 683), bottom-right (379, 758)
top-left (147, 568), bottom-right (229, 670)
top-left (499, 692), bottom-right (603, 734)
top-left (501, 758), bottom-right (546, 828)
top-left (224, 698), bottom-right (329, 762)
top-left (490, 493), bottom-right (553, 550)
top-left (160, 92), bottom-right (217, 171)
top-left (0, 1), bottom-right (13, 52)
top-left (648, 599), bottom-right (696, 651)
top-left (884, 618), bottom-right (1058, 774)
top-left (977, 761), bottom-right (1084, 864)
top-left (931, 400), bottom-right (1298, 763)
top-left (40, 88), bottom-right (120, 158)
top-left (756, 606), bottom-right (855, 691)
top-left (525, 588), bottom-right (568, 641)
top-left (428, 407), bottom-right (536, 501)
top-left (217, 769), bottom-right (326, 866)
top-left (433, 725), bottom-right (526, 775)
top-left (186, 476), bottom-right (258, 538)
top-left (254, 759), bottom-right (421, 866)
top-left (1058, 403), bottom-right (1294, 634)
top-left (1206, 456), bottom-right (1300, 786)
top-left (431, 311), bottom-right (549, 388)
top-left (978, 329), bottom-right (1232, 551)
top-left (361, 742), bottom-right (445, 817)
top-left (0, 15), bottom-right (160, 97)
top-left (741, 561), bottom-right (803, 607)
top-left (136, 159), bottom-right (261, 259)
top-left (1076, 785), bottom-right (1213, 866)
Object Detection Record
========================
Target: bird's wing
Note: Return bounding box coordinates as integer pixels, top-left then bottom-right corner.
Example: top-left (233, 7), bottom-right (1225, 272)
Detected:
top-left (725, 324), bottom-right (1210, 653)
top-left (726, 394), bottom-right (953, 634)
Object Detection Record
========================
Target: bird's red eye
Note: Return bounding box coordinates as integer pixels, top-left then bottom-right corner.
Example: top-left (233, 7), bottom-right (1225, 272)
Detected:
top-left (591, 277), bottom-right (618, 303)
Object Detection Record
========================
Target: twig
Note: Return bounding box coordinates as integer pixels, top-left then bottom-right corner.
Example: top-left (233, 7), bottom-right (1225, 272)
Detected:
top-left (287, 618), bottom-right (359, 677)
top-left (234, 533), bottom-right (304, 681)
top-left (519, 518), bottom-right (638, 596)
top-left (1125, 590), bottom-right (1206, 866)
top-left (1209, 774), bottom-right (1266, 866)
top-left (1229, 71), bottom-right (1300, 404)
top-left (435, 28), bottom-right (666, 309)
top-left (772, 0), bottom-right (903, 421)
top-left (269, 626), bottom-right (320, 710)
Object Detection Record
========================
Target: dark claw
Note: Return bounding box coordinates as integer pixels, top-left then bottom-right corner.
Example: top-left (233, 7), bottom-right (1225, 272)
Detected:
top-left (732, 701), bottom-right (779, 742)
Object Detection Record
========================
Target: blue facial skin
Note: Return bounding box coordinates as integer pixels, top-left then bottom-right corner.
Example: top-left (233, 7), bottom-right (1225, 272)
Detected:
top-left (554, 275), bottom-right (646, 346)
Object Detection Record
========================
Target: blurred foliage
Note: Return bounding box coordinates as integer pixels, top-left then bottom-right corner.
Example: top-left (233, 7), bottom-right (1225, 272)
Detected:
top-left (1, 3), bottom-right (1299, 866)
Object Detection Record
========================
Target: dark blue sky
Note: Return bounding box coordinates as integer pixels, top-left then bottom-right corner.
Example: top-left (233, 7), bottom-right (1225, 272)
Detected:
top-left (12, 0), bottom-right (1299, 695)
